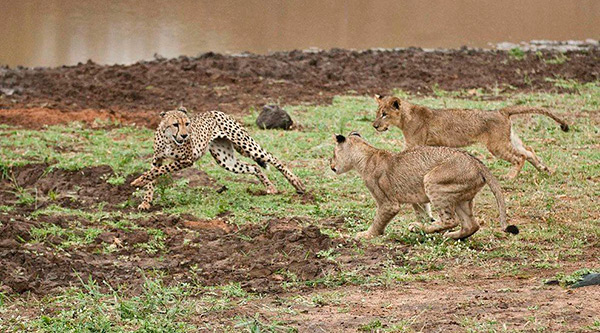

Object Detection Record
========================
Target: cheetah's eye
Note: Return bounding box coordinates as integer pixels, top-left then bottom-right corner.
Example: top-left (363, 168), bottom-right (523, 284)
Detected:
top-left (185, 122), bottom-right (190, 126)
top-left (173, 123), bottom-right (179, 128)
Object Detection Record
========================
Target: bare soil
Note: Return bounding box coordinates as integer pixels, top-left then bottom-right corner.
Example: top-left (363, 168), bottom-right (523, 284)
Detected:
top-left (232, 280), bottom-right (600, 332)
top-left (0, 164), bottom-right (398, 295)
top-left (1, 47), bottom-right (599, 128)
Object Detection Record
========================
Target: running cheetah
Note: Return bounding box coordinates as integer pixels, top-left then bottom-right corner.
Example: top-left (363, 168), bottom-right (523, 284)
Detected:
top-left (131, 107), bottom-right (306, 210)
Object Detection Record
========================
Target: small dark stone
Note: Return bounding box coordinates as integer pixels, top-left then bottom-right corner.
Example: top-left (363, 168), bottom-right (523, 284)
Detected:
top-left (256, 105), bottom-right (293, 130)
top-left (571, 273), bottom-right (600, 288)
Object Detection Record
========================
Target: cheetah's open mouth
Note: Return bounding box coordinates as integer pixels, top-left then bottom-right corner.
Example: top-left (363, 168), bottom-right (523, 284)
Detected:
top-left (172, 136), bottom-right (185, 146)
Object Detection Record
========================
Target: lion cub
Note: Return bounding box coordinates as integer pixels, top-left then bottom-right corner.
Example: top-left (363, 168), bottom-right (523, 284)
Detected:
top-left (372, 95), bottom-right (570, 179)
top-left (330, 132), bottom-right (519, 240)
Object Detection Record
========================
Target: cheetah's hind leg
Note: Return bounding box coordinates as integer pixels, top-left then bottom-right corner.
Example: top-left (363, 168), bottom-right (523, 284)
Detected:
top-left (229, 136), bottom-right (306, 194)
top-left (209, 138), bottom-right (278, 194)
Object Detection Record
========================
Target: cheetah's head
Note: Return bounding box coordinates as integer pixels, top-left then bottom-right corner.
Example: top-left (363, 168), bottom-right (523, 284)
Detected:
top-left (160, 106), bottom-right (191, 146)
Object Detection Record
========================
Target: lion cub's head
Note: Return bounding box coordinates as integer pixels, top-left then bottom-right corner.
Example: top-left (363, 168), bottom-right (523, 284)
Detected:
top-left (330, 131), bottom-right (365, 174)
top-left (372, 95), bottom-right (406, 132)
top-left (159, 106), bottom-right (191, 146)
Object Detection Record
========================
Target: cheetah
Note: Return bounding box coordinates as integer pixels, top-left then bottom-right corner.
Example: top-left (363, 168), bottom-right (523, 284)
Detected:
top-left (330, 132), bottom-right (519, 240)
top-left (372, 95), bottom-right (570, 179)
top-left (131, 107), bottom-right (306, 210)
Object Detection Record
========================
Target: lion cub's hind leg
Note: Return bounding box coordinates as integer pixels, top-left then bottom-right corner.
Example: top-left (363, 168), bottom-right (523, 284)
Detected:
top-left (409, 172), bottom-right (461, 234)
top-left (487, 140), bottom-right (526, 180)
top-left (510, 130), bottom-right (550, 174)
top-left (445, 200), bottom-right (480, 240)
top-left (209, 138), bottom-right (278, 194)
top-left (412, 203), bottom-right (435, 223)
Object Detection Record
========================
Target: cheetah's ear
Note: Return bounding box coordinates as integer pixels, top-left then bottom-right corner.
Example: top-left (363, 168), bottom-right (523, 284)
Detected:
top-left (334, 134), bottom-right (346, 143)
top-left (160, 111), bottom-right (167, 117)
top-left (177, 106), bottom-right (188, 114)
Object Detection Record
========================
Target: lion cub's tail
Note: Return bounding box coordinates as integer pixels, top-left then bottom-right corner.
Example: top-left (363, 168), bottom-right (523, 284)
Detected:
top-left (476, 163), bottom-right (519, 235)
top-left (500, 106), bottom-right (569, 132)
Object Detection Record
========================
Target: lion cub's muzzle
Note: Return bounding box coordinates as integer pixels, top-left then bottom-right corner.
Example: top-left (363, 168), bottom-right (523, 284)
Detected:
top-left (372, 121), bottom-right (389, 132)
top-left (329, 158), bottom-right (338, 173)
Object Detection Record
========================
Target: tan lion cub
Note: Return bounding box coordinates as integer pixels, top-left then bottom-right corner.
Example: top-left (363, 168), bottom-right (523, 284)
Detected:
top-left (330, 132), bottom-right (519, 240)
top-left (372, 95), bottom-right (570, 179)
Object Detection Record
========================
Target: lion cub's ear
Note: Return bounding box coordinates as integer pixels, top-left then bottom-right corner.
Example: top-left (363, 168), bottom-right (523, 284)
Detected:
top-left (334, 134), bottom-right (346, 143)
top-left (374, 94), bottom-right (384, 102)
top-left (391, 99), bottom-right (400, 110)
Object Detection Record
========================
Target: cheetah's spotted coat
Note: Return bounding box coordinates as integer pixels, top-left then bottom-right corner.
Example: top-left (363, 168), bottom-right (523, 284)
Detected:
top-left (131, 107), bottom-right (305, 210)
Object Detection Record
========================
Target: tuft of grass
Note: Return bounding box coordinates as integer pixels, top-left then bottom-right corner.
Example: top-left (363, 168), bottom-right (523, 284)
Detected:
top-left (135, 228), bottom-right (166, 254)
top-left (30, 222), bottom-right (102, 249)
top-left (508, 47), bottom-right (526, 60)
top-left (31, 276), bottom-right (195, 332)
top-left (359, 319), bottom-right (383, 331)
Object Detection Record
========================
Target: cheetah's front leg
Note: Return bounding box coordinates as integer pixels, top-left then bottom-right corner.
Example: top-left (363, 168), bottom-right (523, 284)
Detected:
top-left (132, 159), bottom-right (193, 210)
top-left (133, 157), bottom-right (165, 210)
top-left (131, 159), bottom-right (193, 188)
top-left (137, 180), bottom-right (155, 210)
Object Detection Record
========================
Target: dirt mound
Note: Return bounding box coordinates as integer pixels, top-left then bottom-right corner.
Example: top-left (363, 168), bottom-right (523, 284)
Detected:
top-left (1, 48), bottom-right (598, 128)
top-left (0, 213), bottom-right (398, 295)
top-left (0, 164), bottom-right (137, 210)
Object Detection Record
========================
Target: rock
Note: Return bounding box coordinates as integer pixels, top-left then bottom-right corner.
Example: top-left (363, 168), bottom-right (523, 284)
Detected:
top-left (571, 273), bottom-right (600, 288)
top-left (256, 105), bottom-right (293, 130)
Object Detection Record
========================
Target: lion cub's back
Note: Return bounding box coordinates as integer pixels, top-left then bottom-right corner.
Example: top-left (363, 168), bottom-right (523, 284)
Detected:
top-left (397, 146), bottom-right (481, 176)
top-left (427, 108), bottom-right (505, 145)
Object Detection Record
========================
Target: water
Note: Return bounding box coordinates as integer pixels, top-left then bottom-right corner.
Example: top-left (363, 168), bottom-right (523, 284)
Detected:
top-left (1, 0), bottom-right (599, 67)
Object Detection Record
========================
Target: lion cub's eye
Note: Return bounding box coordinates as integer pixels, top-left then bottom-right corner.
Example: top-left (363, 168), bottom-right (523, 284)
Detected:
top-left (382, 112), bottom-right (387, 118)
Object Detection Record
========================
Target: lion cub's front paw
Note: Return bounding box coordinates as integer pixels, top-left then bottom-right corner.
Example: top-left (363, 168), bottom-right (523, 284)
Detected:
top-left (131, 176), bottom-right (149, 188)
top-left (137, 202), bottom-right (151, 210)
top-left (355, 230), bottom-right (376, 240)
top-left (408, 222), bottom-right (423, 233)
